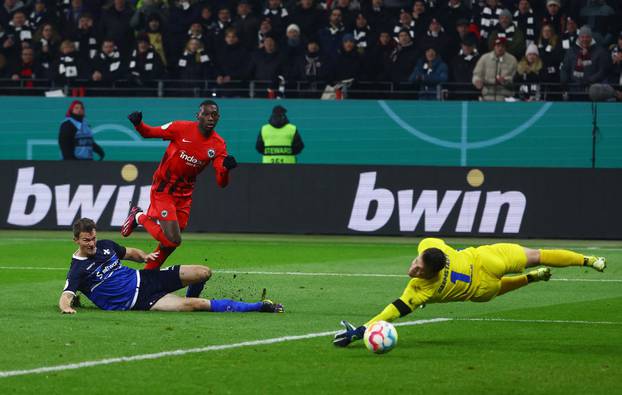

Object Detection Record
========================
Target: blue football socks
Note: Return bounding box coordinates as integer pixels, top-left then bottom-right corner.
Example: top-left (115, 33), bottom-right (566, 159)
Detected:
top-left (209, 299), bottom-right (263, 312)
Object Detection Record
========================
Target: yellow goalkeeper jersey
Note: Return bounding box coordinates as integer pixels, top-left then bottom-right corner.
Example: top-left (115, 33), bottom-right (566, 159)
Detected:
top-left (398, 238), bottom-right (481, 308)
top-left (366, 238), bottom-right (528, 326)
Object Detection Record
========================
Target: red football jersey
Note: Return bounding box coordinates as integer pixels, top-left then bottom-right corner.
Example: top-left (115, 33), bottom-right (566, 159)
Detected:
top-left (136, 120), bottom-right (229, 197)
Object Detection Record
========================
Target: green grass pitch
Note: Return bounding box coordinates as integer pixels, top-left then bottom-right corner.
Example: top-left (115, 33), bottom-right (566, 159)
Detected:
top-left (0, 230), bottom-right (620, 394)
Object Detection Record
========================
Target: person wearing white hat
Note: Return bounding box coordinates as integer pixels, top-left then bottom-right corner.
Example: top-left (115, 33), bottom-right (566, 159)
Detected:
top-left (515, 42), bottom-right (543, 101)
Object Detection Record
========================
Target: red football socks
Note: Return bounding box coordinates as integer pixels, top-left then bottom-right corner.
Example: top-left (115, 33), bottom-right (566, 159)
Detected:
top-left (143, 244), bottom-right (177, 270)
top-left (138, 215), bottom-right (179, 248)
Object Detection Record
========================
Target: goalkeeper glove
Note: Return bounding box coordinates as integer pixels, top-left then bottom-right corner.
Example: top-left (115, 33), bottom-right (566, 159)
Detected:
top-left (223, 155), bottom-right (237, 170)
top-left (128, 111), bottom-right (143, 126)
top-left (333, 320), bottom-right (366, 347)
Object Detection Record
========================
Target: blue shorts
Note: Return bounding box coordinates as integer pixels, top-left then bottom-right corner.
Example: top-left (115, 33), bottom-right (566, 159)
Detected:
top-left (132, 265), bottom-right (183, 311)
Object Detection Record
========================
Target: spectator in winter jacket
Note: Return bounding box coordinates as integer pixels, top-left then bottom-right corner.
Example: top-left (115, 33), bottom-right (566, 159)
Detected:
top-left (143, 13), bottom-right (169, 67)
top-left (411, 0), bottom-right (431, 37)
top-left (58, 100), bottom-right (105, 161)
top-left (366, 30), bottom-right (395, 81)
top-left (128, 34), bottom-right (165, 85)
top-left (290, 0), bottom-right (324, 41)
top-left (54, 39), bottom-right (89, 84)
top-left (515, 43), bottom-right (543, 101)
top-left (33, 22), bottom-right (60, 79)
top-left (579, 0), bottom-right (616, 46)
top-left (393, 8), bottom-right (416, 40)
top-left (233, 0), bottom-right (260, 51)
top-left (92, 39), bottom-right (125, 83)
top-left (187, 22), bottom-right (210, 51)
top-left (488, 9), bottom-right (526, 60)
top-left (263, 0), bottom-right (289, 37)
top-left (332, 0), bottom-right (356, 31)
top-left (561, 16), bottom-right (578, 50)
top-left (248, 35), bottom-right (285, 82)
top-left (362, 0), bottom-right (391, 34)
top-left (289, 40), bottom-right (332, 82)
top-left (417, 17), bottom-right (452, 61)
top-left (177, 37), bottom-right (215, 80)
top-left (477, 0), bottom-right (502, 42)
top-left (70, 13), bottom-right (98, 64)
top-left (29, 0), bottom-right (57, 32)
top-left (129, 0), bottom-right (169, 32)
top-left (560, 25), bottom-right (610, 98)
top-left (352, 12), bottom-right (372, 55)
top-left (437, 0), bottom-right (470, 35)
top-left (472, 37), bottom-right (518, 101)
top-left (167, 0), bottom-right (199, 60)
top-left (450, 32), bottom-right (480, 99)
top-left (3, 10), bottom-right (32, 63)
top-left (215, 28), bottom-right (249, 85)
top-left (410, 47), bottom-right (449, 100)
top-left (513, 0), bottom-right (538, 47)
top-left (388, 29), bottom-right (419, 85)
top-left (10, 47), bottom-right (43, 87)
top-left (99, 0), bottom-right (134, 57)
top-left (537, 23), bottom-right (564, 97)
top-left (318, 8), bottom-right (345, 59)
top-left (332, 33), bottom-right (363, 82)
top-left (283, 23), bottom-right (305, 59)
top-left (541, 0), bottom-right (565, 36)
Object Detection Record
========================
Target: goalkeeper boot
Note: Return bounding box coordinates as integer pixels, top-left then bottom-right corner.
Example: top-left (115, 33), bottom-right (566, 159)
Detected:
top-left (526, 267), bottom-right (552, 282)
top-left (260, 300), bottom-right (284, 313)
top-left (585, 256), bottom-right (606, 272)
top-left (121, 205), bottom-right (142, 237)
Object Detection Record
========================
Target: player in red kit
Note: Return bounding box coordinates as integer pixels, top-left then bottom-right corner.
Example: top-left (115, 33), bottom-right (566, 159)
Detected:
top-left (121, 100), bottom-right (237, 297)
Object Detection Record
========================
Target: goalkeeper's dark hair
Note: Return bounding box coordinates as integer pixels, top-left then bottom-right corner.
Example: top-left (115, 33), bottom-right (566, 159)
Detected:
top-left (199, 100), bottom-right (218, 110)
top-left (73, 218), bottom-right (96, 238)
top-left (421, 248), bottom-right (447, 274)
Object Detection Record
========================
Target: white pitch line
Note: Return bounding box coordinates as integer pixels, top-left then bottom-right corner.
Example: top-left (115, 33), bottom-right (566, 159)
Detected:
top-left (218, 270), bottom-right (405, 278)
top-left (0, 267), bottom-right (620, 283)
top-left (1, 316), bottom-right (619, 379)
top-left (456, 318), bottom-right (622, 325)
top-left (0, 318), bottom-right (450, 379)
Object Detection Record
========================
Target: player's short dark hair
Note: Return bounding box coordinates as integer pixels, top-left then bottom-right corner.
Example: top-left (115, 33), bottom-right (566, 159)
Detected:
top-left (73, 218), bottom-right (96, 238)
top-left (199, 100), bottom-right (218, 110)
top-left (421, 248), bottom-right (447, 274)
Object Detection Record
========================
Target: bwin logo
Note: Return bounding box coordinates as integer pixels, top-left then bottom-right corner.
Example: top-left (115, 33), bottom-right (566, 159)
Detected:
top-left (7, 167), bottom-right (151, 227)
top-left (347, 172), bottom-right (526, 234)
top-left (179, 151), bottom-right (203, 166)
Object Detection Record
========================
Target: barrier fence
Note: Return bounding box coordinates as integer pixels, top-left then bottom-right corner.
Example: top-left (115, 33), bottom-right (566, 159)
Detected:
top-left (2, 97), bottom-right (621, 168)
top-left (1, 78), bottom-right (619, 101)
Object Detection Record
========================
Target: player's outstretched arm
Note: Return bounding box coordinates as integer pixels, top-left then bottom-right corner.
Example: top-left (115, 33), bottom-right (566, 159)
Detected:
top-left (128, 111), bottom-right (172, 139)
top-left (333, 299), bottom-right (414, 348)
top-left (124, 247), bottom-right (159, 263)
top-left (59, 292), bottom-right (77, 314)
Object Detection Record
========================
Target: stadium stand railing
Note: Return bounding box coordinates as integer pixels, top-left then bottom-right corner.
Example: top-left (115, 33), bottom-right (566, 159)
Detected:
top-left (0, 78), bottom-right (616, 101)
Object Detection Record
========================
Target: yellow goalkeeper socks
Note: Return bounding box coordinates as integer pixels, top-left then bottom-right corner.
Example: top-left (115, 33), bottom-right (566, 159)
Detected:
top-left (498, 275), bottom-right (529, 296)
top-left (539, 249), bottom-right (585, 267)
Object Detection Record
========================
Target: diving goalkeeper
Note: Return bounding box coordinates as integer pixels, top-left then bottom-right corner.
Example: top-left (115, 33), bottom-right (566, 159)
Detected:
top-left (333, 238), bottom-right (606, 347)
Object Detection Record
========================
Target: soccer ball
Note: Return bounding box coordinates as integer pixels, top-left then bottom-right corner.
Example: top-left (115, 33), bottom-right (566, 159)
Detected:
top-left (363, 321), bottom-right (398, 354)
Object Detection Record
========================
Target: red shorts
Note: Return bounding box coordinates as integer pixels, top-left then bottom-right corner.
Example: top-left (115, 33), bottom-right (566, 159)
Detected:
top-left (147, 189), bottom-right (192, 230)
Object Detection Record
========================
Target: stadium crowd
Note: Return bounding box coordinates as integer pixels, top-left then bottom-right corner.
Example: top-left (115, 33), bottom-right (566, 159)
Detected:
top-left (1, 0), bottom-right (621, 99)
